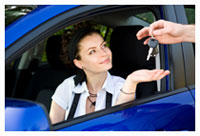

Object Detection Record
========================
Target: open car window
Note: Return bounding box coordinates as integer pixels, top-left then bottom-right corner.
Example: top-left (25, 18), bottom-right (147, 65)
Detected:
top-left (6, 5), bottom-right (160, 121)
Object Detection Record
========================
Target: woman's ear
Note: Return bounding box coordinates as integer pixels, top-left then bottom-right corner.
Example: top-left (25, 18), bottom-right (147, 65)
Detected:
top-left (73, 59), bottom-right (83, 69)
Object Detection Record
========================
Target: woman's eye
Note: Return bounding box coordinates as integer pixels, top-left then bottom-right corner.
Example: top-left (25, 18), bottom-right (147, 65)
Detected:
top-left (89, 50), bottom-right (96, 55)
top-left (102, 42), bottom-right (107, 48)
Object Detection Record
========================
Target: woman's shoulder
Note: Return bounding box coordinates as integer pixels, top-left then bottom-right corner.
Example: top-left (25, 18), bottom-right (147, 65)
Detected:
top-left (58, 75), bottom-right (76, 88)
top-left (110, 74), bottom-right (125, 83)
top-left (63, 75), bottom-right (76, 83)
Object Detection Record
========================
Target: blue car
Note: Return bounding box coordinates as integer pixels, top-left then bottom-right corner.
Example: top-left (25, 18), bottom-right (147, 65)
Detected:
top-left (5, 5), bottom-right (195, 131)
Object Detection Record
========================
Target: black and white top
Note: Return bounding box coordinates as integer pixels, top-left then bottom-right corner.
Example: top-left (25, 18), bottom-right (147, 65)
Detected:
top-left (52, 72), bottom-right (125, 120)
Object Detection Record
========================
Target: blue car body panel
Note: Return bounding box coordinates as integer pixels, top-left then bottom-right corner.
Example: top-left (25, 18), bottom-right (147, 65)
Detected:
top-left (5, 99), bottom-right (51, 131)
top-left (190, 89), bottom-right (195, 100)
top-left (5, 5), bottom-right (79, 48)
top-left (58, 91), bottom-right (194, 131)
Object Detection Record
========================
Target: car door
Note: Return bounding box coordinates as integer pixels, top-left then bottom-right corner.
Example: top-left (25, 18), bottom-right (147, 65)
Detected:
top-left (54, 88), bottom-right (194, 131)
top-left (52, 5), bottom-right (195, 131)
top-left (5, 5), bottom-right (195, 131)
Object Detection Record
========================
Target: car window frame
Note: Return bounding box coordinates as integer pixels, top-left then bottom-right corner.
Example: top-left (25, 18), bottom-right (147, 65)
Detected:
top-left (52, 86), bottom-right (191, 130)
top-left (162, 5), bottom-right (195, 90)
top-left (5, 4), bottom-right (165, 125)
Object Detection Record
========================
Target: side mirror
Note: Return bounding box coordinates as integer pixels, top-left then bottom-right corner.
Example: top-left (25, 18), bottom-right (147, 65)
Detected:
top-left (5, 98), bottom-right (51, 131)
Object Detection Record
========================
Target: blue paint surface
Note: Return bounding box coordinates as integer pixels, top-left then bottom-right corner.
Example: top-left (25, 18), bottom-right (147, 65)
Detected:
top-left (5, 5), bottom-right (79, 48)
top-left (59, 91), bottom-right (194, 131)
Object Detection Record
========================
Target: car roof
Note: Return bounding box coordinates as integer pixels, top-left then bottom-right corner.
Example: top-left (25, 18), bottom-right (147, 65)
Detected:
top-left (5, 5), bottom-right (80, 48)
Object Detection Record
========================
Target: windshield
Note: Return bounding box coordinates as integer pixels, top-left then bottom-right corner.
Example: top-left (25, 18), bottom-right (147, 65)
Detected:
top-left (5, 5), bottom-right (37, 27)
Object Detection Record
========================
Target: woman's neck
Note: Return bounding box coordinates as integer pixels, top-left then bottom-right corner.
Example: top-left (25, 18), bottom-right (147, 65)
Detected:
top-left (86, 72), bottom-right (107, 94)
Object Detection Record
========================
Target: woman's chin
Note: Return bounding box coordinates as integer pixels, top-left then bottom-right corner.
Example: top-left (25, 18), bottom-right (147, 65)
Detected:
top-left (105, 63), bottom-right (112, 71)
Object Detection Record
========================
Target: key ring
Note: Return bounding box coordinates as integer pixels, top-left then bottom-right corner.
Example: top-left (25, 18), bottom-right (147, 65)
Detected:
top-left (151, 33), bottom-right (155, 39)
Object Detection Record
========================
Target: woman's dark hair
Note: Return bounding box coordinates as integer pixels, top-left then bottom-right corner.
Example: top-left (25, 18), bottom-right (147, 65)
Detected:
top-left (68, 27), bottom-right (100, 62)
top-left (60, 30), bottom-right (74, 67)
top-left (61, 26), bottom-right (101, 86)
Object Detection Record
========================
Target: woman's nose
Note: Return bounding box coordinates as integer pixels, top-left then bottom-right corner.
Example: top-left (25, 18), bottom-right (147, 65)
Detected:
top-left (100, 48), bottom-right (107, 57)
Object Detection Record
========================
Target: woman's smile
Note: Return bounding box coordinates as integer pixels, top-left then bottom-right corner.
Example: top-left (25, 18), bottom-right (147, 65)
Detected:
top-left (100, 58), bottom-right (110, 64)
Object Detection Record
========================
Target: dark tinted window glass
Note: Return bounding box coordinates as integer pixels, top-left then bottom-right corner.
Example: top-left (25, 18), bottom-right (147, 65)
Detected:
top-left (184, 5), bottom-right (195, 24)
top-left (184, 6), bottom-right (195, 54)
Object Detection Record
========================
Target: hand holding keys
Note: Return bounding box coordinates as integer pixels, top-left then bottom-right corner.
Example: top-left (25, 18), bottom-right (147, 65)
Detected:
top-left (146, 37), bottom-right (159, 61)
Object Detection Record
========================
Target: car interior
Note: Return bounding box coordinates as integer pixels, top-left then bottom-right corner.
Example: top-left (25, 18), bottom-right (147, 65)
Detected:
top-left (109, 25), bottom-right (157, 98)
top-left (6, 8), bottom-right (161, 114)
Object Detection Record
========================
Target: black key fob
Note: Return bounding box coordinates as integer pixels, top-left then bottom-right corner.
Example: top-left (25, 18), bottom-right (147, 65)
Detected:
top-left (148, 38), bottom-right (159, 48)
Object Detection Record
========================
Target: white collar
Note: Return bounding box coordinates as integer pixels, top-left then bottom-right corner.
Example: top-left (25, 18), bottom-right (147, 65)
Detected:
top-left (72, 72), bottom-right (114, 95)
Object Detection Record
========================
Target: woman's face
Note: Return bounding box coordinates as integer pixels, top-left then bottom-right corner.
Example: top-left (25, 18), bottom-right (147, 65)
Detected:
top-left (74, 32), bottom-right (112, 74)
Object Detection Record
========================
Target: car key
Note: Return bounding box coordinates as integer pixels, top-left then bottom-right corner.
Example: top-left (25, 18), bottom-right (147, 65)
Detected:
top-left (146, 37), bottom-right (159, 61)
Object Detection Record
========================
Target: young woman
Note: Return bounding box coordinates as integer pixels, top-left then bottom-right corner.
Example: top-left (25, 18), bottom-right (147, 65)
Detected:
top-left (49, 27), bottom-right (170, 124)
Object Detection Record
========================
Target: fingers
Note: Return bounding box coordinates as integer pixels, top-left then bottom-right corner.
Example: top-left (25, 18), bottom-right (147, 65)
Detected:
top-left (146, 69), bottom-right (163, 81)
top-left (152, 69), bottom-right (170, 80)
top-left (161, 70), bottom-right (170, 79)
top-left (143, 69), bottom-right (165, 81)
top-left (128, 69), bottom-right (170, 84)
top-left (149, 20), bottom-right (165, 36)
top-left (136, 27), bottom-right (150, 40)
top-left (152, 29), bottom-right (166, 37)
top-left (137, 20), bottom-right (166, 41)
top-left (143, 37), bottom-right (151, 45)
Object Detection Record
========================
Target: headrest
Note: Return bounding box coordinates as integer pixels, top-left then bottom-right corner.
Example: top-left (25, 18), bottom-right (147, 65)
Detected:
top-left (109, 26), bottom-right (155, 78)
top-left (46, 35), bottom-right (65, 69)
top-left (110, 26), bottom-right (155, 71)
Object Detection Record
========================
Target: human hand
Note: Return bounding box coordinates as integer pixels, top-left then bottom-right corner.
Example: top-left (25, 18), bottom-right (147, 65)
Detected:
top-left (136, 20), bottom-right (194, 44)
top-left (127, 69), bottom-right (170, 84)
top-left (116, 69), bottom-right (170, 105)
top-left (120, 69), bottom-right (170, 97)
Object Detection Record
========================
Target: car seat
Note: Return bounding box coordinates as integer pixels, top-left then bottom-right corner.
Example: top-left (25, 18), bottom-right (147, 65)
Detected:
top-left (109, 26), bottom-right (157, 99)
top-left (25, 35), bottom-right (75, 111)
